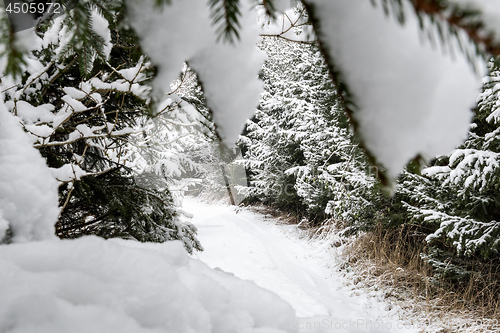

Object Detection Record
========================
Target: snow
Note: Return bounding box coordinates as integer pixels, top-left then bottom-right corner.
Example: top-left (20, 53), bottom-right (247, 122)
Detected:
top-left (188, 199), bottom-right (331, 318)
top-left (50, 164), bottom-right (86, 183)
top-left (0, 187), bottom-right (476, 333)
top-left (421, 165), bottom-right (451, 178)
top-left (0, 104), bottom-right (59, 242)
top-left (303, 0), bottom-right (483, 179)
top-left (42, 16), bottom-right (64, 48)
top-left (88, 76), bottom-right (151, 99)
top-left (185, 198), bottom-right (419, 332)
top-left (14, 101), bottom-right (55, 124)
top-left (91, 10), bottom-right (112, 59)
top-left (61, 95), bottom-right (87, 112)
top-left (62, 87), bottom-right (87, 100)
top-left (24, 124), bottom-right (53, 139)
top-left (127, 0), bottom-right (265, 144)
top-left (13, 28), bottom-right (42, 53)
top-left (0, 236), bottom-right (298, 333)
top-left (117, 57), bottom-right (148, 82)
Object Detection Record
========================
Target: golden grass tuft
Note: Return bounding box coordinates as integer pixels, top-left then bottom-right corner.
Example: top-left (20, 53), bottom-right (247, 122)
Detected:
top-left (339, 223), bottom-right (500, 332)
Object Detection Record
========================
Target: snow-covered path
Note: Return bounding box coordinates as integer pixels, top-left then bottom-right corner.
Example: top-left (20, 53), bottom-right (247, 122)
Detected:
top-left (184, 198), bottom-right (418, 333)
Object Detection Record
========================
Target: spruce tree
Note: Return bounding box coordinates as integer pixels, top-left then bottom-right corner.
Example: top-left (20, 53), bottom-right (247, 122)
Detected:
top-left (399, 58), bottom-right (500, 278)
top-left (0, 1), bottom-right (202, 252)
top-left (242, 31), bottom-right (375, 224)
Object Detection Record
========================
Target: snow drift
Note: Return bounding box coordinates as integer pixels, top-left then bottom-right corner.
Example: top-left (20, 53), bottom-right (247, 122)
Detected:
top-left (0, 237), bottom-right (298, 333)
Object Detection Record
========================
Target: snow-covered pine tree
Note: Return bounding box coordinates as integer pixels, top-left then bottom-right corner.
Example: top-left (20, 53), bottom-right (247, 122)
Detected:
top-left (0, 2), bottom-right (202, 252)
top-left (166, 64), bottom-right (230, 200)
top-left (242, 16), bottom-right (375, 224)
top-left (241, 36), bottom-right (310, 211)
top-left (400, 58), bottom-right (500, 278)
top-left (129, 64), bottom-right (220, 201)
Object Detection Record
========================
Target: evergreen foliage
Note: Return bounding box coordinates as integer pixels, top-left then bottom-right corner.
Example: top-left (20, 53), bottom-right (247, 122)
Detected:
top-left (129, 64), bottom-right (219, 201)
top-left (242, 34), bottom-right (376, 224)
top-left (208, 0), bottom-right (242, 43)
top-left (0, 11), bottom-right (27, 78)
top-left (399, 58), bottom-right (500, 277)
top-left (0, 2), bottom-right (202, 252)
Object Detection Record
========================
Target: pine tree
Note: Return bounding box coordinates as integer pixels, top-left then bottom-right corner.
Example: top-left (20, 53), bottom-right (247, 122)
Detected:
top-left (0, 2), bottom-right (202, 252)
top-left (242, 29), bottom-right (375, 224)
top-left (129, 64), bottom-right (220, 201)
top-left (400, 58), bottom-right (500, 278)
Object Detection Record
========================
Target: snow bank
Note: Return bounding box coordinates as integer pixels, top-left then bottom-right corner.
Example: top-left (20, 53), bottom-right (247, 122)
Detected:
top-left (126, 0), bottom-right (265, 144)
top-left (0, 105), bottom-right (58, 242)
top-left (307, 0), bottom-right (483, 179)
top-left (0, 236), bottom-right (298, 333)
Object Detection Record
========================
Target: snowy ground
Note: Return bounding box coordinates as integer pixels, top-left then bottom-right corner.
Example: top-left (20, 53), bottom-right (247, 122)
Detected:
top-left (0, 196), bottom-right (430, 333)
top-left (183, 198), bottom-right (419, 333)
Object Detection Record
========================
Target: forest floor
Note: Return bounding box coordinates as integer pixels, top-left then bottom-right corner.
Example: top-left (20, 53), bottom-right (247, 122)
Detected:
top-left (184, 197), bottom-right (421, 333)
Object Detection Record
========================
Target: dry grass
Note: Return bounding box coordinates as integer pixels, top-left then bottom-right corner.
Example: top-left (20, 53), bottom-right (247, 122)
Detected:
top-left (339, 224), bottom-right (500, 332)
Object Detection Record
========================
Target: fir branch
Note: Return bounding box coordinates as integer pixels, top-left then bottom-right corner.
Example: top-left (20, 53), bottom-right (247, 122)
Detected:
top-left (58, 1), bottom-right (106, 76)
top-left (409, 0), bottom-right (500, 57)
top-left (208, 0), bottom-right (242, 43)
top-left (258, 0), bottom-right (278, 20)
top-left (56, 210), bottom-right (111, 234)
top-left (154, 0), bottom-right (172, 7)
top-left (370, 0), bottom-right (405, 24)
top-left (33, 128), bottom-right (135, 148)
top-left (0, 16), bottom-right (27, 78)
